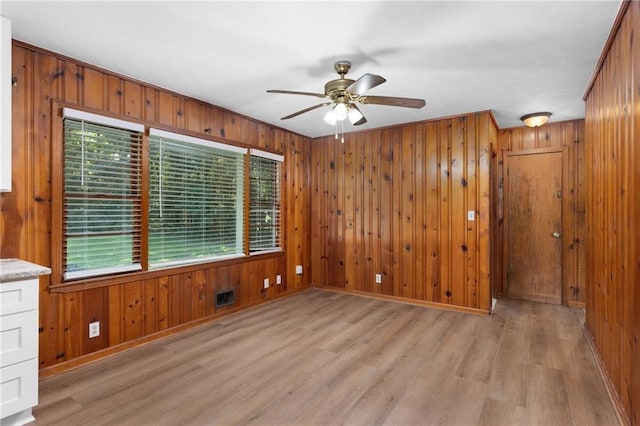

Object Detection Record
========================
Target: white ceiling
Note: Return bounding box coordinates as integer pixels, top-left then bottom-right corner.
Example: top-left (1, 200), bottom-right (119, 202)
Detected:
top-left (1, 1), bottom-right (620, 138)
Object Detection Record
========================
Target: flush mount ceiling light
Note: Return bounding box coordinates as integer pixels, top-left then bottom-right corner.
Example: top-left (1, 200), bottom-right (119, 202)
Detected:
top-left (520, 112), bottom-right (552, 127)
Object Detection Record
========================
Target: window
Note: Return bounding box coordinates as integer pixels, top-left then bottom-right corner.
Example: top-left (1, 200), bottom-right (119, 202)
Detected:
top-left (55, 108), bottom-right (284, 283)
top-left (249, 149), bottom-right (283, 252)
top-left (148, 129), bottom-right (247, 268)
top-left (62, 109), bottom-right (143, 280)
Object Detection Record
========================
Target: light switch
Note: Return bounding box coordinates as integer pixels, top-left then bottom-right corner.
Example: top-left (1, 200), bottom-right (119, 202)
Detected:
top-left (467, 210), bottom-right (475, 221)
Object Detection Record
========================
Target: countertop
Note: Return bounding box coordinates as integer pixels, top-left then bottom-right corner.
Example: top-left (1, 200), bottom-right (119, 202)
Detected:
top-left (0, 258), bottom-right (51, 282)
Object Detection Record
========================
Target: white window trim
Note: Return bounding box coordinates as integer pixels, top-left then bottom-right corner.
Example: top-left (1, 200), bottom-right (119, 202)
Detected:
top-left (149, 253), bottom-right (245, 270)
top-left (62, 111), bottom-right (143, 281)
top-left (250, 148), bottom-right (284, 162)
top-left (147, 129), bottom-right (247, 268)
top-left (63, 107), bottom-right (144, 132)
top-left (249, 151), bottom-right (283, 253)
top-left (64, 264), bottom-right (142, 281)
top-left (150, 128), bottom-right (247, 154)
top-left (249, 248), bottom-right (284, 256)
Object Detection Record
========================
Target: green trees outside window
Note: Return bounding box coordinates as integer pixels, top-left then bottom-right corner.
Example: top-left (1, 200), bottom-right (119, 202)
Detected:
top-left (148, 130), bottom-right (245, 268)
top-left (63, 114), bottom-right (142, 280)
top-left (249, 150), bottom-right (283, 252)
top-left (60, 110), bottom-right (282, 281)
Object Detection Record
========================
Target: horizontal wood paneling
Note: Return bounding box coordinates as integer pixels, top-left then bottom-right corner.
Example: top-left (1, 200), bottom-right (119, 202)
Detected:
top-left (584, 1), bottom-right (640, 424)
top-left (0, 41), bottom-right (311, 373)
top-left (495, 120), bottom-right (586, 307)
top-left (310, 113), bottom-right (495, 312)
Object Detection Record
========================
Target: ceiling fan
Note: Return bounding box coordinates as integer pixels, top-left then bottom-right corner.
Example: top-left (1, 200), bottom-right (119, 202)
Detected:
top-left (267, 61), bottom-right (426, 127)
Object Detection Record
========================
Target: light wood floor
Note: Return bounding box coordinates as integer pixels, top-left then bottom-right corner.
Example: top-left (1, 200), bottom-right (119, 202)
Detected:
top-left (34, 289), bottom-right (619, 426)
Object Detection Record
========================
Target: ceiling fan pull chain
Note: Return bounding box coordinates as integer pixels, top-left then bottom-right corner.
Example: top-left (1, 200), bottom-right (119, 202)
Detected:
top-left (341, 120), bottom-right (345, 143)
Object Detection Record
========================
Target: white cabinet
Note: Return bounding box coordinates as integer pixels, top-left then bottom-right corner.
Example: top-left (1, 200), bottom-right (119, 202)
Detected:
top-left (0, 260), bottom-right (50, 426)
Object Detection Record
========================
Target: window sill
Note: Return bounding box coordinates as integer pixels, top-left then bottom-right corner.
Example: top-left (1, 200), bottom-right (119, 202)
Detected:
top-left (249, 248), bottom-right (284, 256)
top-left (49, 250), bottom-right (286, 293)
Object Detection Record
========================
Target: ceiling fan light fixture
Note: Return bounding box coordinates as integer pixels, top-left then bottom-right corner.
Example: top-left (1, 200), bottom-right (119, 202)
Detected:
top-left (323, 109), bottom-right (337, 125)
top-left (521, 112), bottom-right (551, 127)
top-left (348, 105), bottom-right (364, 124)
top-left (334, 102), bottom-right (348, 121)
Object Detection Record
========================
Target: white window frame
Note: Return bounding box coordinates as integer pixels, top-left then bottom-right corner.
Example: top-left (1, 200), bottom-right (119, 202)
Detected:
top-left (62, 108), bottom-right (144, 280)
top-left (148, 128), bottom-right (247, 269)
top-left (249, 148), bottom-right (284, 254)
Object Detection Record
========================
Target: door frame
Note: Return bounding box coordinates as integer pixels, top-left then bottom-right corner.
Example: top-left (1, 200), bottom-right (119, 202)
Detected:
top-left (503, 146), bottom-right (569, 305)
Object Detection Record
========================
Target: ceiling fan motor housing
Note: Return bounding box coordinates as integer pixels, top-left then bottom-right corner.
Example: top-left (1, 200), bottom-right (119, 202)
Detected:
top-left (325, 78), bottom-right (355, 101)
top-left (325, 61), bottom-right (355, 102)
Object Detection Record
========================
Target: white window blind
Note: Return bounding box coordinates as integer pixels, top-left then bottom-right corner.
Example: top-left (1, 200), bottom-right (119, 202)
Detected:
top-left (148, 129), bottom-right (246, 268)
top-left (249, 149), bottom-right (283, 253)
top-left (62, 115), bottom-right (142, 280)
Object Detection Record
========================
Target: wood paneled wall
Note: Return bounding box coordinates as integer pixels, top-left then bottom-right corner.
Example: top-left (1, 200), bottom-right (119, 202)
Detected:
top-left (309, 112), bottom-right (495, 313)
top-left (584, 1), bottom-right (640, 424)
top-left (494, 120), bottom-right (586, 307)
top-left (0, 41), bottom-right (311, 374)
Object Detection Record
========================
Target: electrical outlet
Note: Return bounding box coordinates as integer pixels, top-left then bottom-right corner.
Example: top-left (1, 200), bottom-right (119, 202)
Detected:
top-left (375, 273), bottom-right (382, 284)
top-left (263, 278), bottom-right (270, 289)
top-left (295, 265), bottom-right (303, 275)
top-left (89, 321), bottom-right (100, 338)
top-left (276, 274), bottom-right (282, 285)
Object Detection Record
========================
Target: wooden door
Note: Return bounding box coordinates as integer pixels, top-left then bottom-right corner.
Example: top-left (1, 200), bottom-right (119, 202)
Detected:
top-left (506, 150), bottom-right (563, 304)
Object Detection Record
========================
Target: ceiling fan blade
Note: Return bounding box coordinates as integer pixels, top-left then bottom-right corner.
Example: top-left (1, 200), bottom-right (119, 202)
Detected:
top-left (267, 89), bottom-right (329, 99)
top-left (346, 73), bottom-right (386, 96)
top-left (360, 95), bottom-right (426, 109)
top-left (281, 102), bottom-right (332, 120)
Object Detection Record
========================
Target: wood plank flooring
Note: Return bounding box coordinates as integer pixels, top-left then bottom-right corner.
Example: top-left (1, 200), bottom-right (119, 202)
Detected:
top-left (33, 289), bottom-right (619, 425)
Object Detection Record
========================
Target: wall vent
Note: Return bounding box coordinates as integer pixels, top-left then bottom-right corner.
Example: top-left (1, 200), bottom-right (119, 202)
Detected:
top-left (215, 289), bottom-right (235, 308)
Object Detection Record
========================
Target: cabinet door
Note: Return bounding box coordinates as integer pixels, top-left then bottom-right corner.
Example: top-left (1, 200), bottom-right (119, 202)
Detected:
top-left (0, 310), bottom-right (38, 366)
top-left (0, 279), bottom-right (38, 315)
top-left (0, 358), bottom-right (38, 418)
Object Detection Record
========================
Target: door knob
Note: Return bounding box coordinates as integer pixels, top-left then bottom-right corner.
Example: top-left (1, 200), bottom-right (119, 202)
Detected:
top-left (552, 231), bottom-right (561, 238)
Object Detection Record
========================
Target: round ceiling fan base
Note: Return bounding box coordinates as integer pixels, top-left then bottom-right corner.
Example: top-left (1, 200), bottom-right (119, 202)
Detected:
top-left (334, 61), bottom-right (352, 76)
